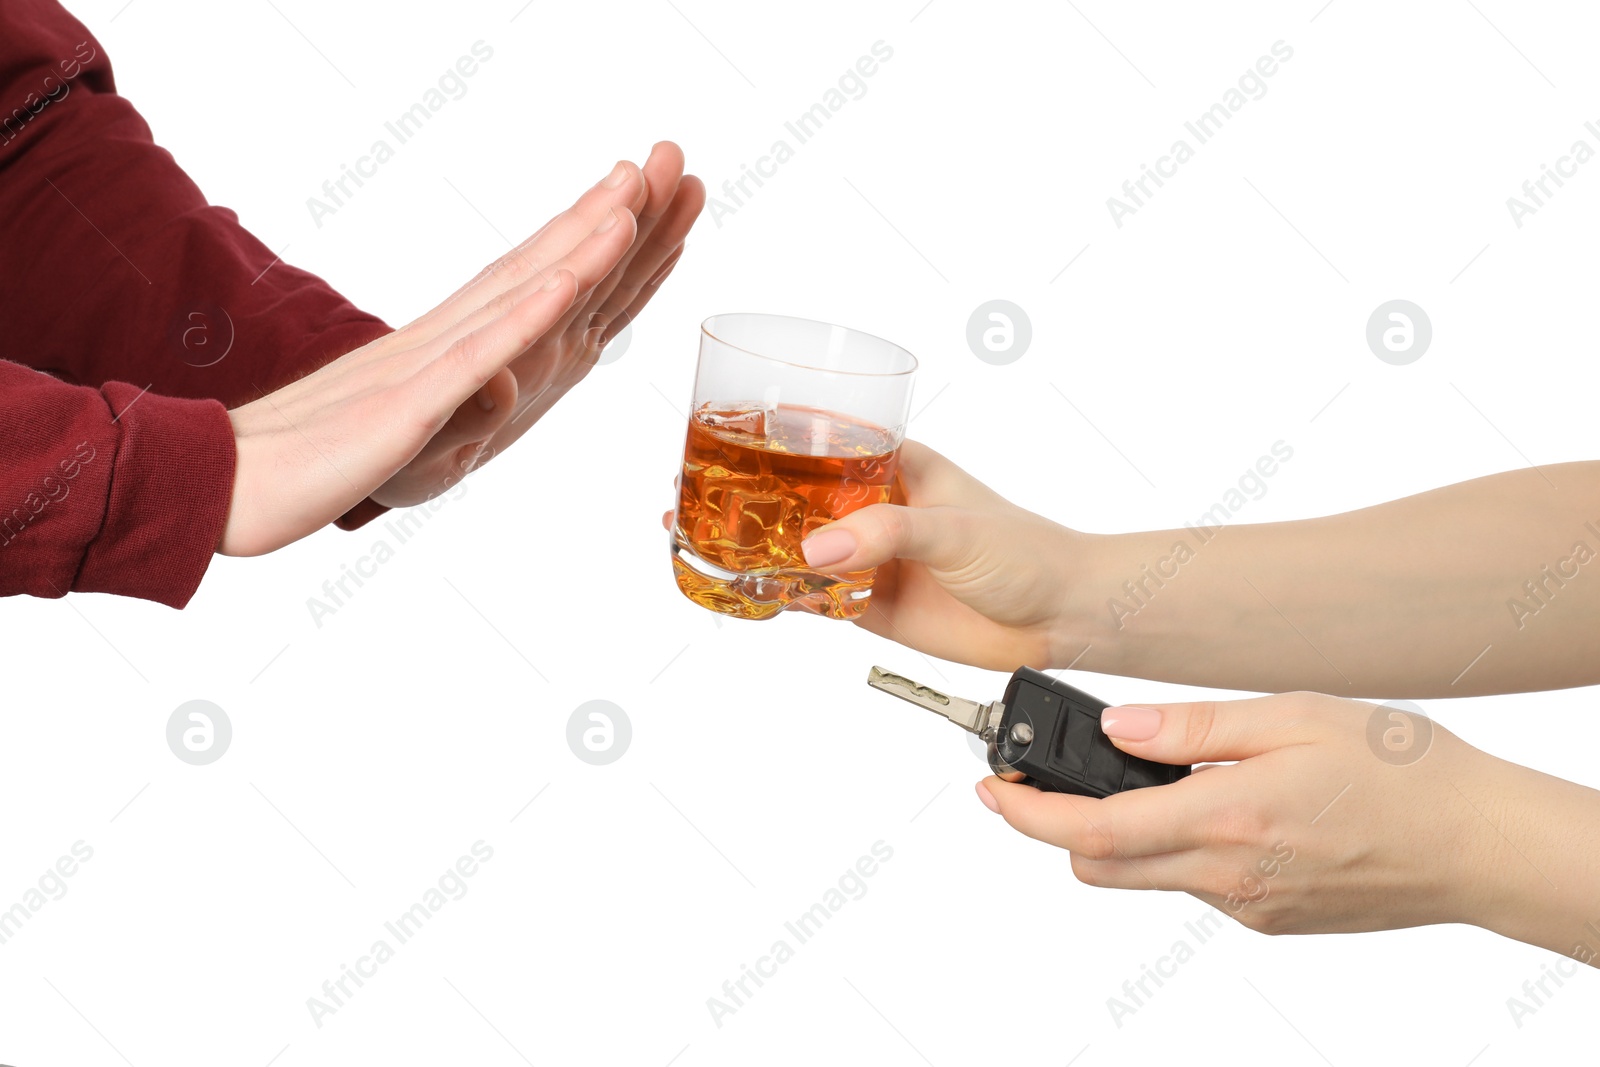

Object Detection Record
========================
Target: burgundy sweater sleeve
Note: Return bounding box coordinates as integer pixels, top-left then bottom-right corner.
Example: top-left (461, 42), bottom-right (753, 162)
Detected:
top-left (0, 1), bottom-right (395, 606)
top-left (0, 364), bottom-right (234, 605)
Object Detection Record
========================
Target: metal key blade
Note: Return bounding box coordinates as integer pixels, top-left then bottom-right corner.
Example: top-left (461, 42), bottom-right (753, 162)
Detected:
top-left (867, 666), bottom-right (993, 735)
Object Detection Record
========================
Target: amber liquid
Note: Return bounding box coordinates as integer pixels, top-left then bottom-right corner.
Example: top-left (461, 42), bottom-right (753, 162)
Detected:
top-left (672, 403), bottom-right (899, 620)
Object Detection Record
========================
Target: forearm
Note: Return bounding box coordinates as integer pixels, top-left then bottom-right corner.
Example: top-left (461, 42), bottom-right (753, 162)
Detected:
top-left (1059, 462), bottom-right (1600, 697)
top-left (1, 2), bottom-right (394, 532)
top-left (0, 0), bottom-right (390, 405)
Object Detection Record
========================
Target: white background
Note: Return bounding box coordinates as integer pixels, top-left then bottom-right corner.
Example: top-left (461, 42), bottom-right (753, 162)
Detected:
top-left (3, 0), bottom-right (1599, 1063)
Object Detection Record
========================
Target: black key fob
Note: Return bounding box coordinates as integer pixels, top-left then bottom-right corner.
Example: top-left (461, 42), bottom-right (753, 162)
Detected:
top-left (867, 665), bottom-right (1191, 797)
top-left (989, 667), bottom-right (1190, 798)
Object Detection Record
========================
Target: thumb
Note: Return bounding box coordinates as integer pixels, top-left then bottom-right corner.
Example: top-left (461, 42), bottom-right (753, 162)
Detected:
top-left (799, 503), bottom-right (975, 573)
top-left (1099, 694), bottom-right (1322, 764)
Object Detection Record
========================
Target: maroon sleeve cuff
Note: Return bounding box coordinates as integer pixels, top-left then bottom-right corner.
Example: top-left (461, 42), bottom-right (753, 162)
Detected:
top-left (73, 381), bottom-right (235, 608)
top-left (335, 497), bottom-right (390, 531)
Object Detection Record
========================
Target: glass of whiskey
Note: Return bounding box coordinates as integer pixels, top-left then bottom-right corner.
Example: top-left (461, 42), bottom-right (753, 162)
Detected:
top-left (670, 313), bottom-right (917, 620)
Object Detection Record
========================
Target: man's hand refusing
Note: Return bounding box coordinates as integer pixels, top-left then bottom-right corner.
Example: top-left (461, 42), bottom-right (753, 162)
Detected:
top-left (220, 142), bottom-right (704, 557)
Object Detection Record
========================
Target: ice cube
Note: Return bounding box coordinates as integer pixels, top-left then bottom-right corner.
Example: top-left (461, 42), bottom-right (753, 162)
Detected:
top-left (701, 408), bottom-right (767, 436)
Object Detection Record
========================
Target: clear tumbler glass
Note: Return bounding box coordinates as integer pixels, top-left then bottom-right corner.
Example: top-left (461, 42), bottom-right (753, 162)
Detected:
top-left (669, 313), bottom-right (917, 620)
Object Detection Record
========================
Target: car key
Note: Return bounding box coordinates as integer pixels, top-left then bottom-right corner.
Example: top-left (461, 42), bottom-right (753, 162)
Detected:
top-left (867, 666), bottom-right (1190, 798)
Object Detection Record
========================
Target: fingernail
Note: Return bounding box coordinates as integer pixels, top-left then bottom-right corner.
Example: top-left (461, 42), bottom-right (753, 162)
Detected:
top-left (801, 529), bottom-right (856, 569)
top-left (594, 208), bottom-right (622, 234)
top-left (542, 270), bottom-right (563, 291)
top-left (975, 781), bottom-right (1000, 814)
top-left (601, 162), bottom-right (628, 188)
top-left (476, 387), bottom-right (495, 412)
top-left (1101, 705), bottom-right (1161, 741)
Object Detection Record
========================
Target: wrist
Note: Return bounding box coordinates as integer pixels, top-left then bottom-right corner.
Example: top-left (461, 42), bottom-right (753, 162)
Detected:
top-left (218, 401), bottom-right (275, 557)
top-left (1043, 527), bottom-right (1127, 670)
top-left (1043, 527), bottom-right (1162, 674)
top-left (1426, 739), bottom-right (1522, 931)
top-left (1456, 753), bottom-right (1600, 959)
top-left (218, 406), bottom-right (242, 553)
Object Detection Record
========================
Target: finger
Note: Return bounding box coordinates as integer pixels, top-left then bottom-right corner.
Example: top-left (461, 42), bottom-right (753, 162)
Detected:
top-left (550, 207), bottom-right (640, 298)
top-left (453, 433), bottom-right (499, 477)
top-left (1075, 854), bottom-right (1280, 913)
top-left (565, 181), bottom-right (701, 353)
top-left (584, 143), bottom-right (689, 340)
top-left (528, 159), bottom-right (649, 251)
top-left (602, 243), bottom-right (685, 347)
top-left (561, 151), bottom-right (690, 338)
top-left (660, 508), bottom-right (673, 531)
top-left (1068, 851), bottom-right (1205, 893)
top-left (847, 558), bottom-right (1029, 667)
top-left (638, 141), bottom-right (687, 220)
top-left (413, 269), bottom-right (578, 429)
top-left (437, 205), bottom-right (638, 386)
top-left (894, 440), bottom-right (1012, 508)
top-left (799, 501), bottom-right (979, 574)
top-left (980, 775), bottom-right (1217, 858)
top-left (798, 441), bottom-right (1008, 571)
top-left (587, 176), bottom-right (705, 336)
top-left (406, 208), bottom-right (637, 382)
top-left (403, 160), bottom-right (647, 342)
top-left (430, 366), bottom-right (519, 454)
top-left (605, 143), bottom-right (685, 289)
top-left (1099, 694), bottom-right (1327, 765)
top-left (532, 206), bottom-right (647, 343)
